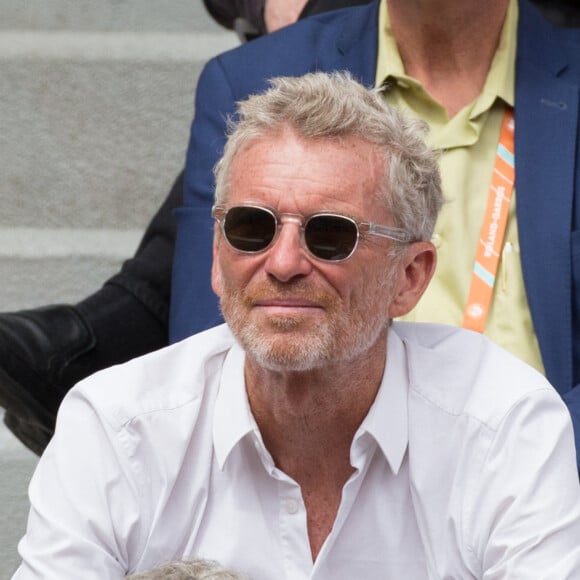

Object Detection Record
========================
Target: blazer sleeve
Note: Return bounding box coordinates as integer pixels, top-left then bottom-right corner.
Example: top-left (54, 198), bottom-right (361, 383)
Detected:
top-left (169, 59), bottom-right (237, 342)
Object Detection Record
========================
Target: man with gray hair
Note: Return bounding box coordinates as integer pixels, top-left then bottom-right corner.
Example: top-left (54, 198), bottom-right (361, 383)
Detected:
top-left (13, 71), bottom-right (580, 579)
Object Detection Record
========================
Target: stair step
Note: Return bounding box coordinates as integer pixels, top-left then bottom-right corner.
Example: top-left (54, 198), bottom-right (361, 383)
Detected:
top-left (0, 0), bottom-right (221, 32)
top-left (0, 30), bottom-right (237, 61)
top-left (0, 31), bottom-right (238, 229)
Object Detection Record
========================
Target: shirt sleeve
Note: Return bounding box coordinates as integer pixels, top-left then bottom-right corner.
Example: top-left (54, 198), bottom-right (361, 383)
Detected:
top-left (12, 388), bottom-right (145, 579)
top-left (466, 388), bottom-right (580, 578)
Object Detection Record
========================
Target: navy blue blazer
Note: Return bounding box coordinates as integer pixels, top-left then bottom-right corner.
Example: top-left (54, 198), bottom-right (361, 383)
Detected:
top-left (171, 0), bottom-right (580, 461)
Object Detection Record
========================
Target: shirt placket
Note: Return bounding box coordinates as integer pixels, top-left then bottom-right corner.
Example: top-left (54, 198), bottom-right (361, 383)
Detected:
top-left (276, 478), bottom-right (312, 579)
top-left (250, 431), bottom-right (313, 579)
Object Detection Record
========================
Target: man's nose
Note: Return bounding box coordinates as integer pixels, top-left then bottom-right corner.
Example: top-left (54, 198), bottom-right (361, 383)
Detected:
top-left (263, 221), bottom-right (313, 282)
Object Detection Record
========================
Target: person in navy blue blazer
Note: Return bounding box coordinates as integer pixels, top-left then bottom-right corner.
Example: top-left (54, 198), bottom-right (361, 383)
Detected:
top-left (170, 0), bottom-right (580, 465)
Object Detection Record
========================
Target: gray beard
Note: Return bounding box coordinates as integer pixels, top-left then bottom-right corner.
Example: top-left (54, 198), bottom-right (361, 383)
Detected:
top-left (221, 293), bottom-right (389, 372)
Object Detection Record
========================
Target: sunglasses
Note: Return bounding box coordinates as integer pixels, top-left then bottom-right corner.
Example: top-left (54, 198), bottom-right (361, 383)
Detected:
top-left (212, 204), bottom-right (414, 263)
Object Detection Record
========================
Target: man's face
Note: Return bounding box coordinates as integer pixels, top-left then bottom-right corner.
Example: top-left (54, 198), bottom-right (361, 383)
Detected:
top-left (212, 127), bottom-right (403, 372)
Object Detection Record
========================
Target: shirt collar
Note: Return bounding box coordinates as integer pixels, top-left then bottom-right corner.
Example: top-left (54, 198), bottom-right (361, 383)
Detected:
top-left (213, 329), bottom-right (410, 475)
top-left (375, 0), bottom-right (517, 112)
top-left (213, 341), bottom-right (256, 469)
top-left (352, 326), bottom-right (409, 475)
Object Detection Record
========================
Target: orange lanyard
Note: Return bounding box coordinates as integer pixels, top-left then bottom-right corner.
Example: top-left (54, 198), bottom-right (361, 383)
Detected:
top-left (462, 108), bottom-right (515, 333)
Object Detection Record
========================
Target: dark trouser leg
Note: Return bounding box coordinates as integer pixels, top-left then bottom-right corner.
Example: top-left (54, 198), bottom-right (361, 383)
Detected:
top-left (1, 170), bottom-right (184, 455)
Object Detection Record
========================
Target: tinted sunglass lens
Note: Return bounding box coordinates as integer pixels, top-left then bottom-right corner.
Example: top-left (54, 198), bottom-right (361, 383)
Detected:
top-left (305, 215), bottom-right (358, 261)
top-left (224, 207), bottom-right (276, 252)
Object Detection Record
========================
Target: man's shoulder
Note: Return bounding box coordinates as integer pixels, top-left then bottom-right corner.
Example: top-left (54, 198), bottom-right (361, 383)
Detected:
top-left (70, 324), bottom-right (237, 427)
top-left (392, 321), bottom-right (557, 431)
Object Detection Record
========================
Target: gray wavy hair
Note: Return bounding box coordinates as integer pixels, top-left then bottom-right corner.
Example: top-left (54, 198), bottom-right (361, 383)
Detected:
top-left (126, 558), bottom-right (247, 580)
top-left (214, 71), bottom-right (443, 242)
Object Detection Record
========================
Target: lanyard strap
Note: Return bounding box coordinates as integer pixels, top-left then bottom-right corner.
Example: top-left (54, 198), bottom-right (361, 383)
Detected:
top-left (462, 108), bottom-right (515, 333)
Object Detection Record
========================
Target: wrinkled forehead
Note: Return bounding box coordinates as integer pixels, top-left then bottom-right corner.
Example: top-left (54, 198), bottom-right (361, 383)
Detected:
top-left (227, 129), bottom-right (388, 219)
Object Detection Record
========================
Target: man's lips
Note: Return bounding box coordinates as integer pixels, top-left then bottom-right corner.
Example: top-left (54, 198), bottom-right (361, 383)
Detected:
top-left (253, 298), bottom-right (324, 310)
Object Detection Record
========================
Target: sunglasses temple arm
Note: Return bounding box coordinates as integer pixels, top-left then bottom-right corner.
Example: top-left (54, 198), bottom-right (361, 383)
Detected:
top-left (365, 222), bottom-right (414, 243)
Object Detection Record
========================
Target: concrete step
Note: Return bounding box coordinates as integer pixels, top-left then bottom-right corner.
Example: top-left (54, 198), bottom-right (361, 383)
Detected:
top-left (0, 0), bottom-right (221, 32)
top-left (0, 31), bottom-right (238, 230)
top-left (0, 409), bottom-right (39, 579)
top-left (0, 228), bottom-right (141, 310)
top-left (0, 26), bottom-right (238, 310)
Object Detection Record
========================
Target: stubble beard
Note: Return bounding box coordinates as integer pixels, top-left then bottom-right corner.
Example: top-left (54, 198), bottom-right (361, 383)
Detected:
top-left (220, 276), bottom-right (393, 372)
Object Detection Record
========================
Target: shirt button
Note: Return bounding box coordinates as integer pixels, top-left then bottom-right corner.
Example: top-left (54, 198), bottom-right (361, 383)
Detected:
top-left (285, 498), bottom-right (299, 514)
top-left (431, 233), bottom-right (442, 248)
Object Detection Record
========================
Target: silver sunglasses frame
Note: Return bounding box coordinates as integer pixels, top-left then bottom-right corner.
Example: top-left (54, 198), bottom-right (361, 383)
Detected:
top-left (212, 203), bottom-right (414, 262)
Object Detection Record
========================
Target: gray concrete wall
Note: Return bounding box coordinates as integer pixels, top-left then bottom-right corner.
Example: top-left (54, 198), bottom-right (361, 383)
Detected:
top-left (0, 2), bottom-right (238, 576)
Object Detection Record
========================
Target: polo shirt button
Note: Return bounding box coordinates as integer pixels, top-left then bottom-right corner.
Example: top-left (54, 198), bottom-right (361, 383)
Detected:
top-left (285, 498), bottom-right (299, 514)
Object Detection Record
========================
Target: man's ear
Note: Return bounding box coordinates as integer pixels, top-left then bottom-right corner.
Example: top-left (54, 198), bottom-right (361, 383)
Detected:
top-left (388, 241), bottom-right (437, 318)
top-left (211, 234), bottom-right (223, 298)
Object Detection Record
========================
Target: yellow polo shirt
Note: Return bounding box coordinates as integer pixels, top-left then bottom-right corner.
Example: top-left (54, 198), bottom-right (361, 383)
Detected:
top-left (376, 0), bottom-right (544, 373)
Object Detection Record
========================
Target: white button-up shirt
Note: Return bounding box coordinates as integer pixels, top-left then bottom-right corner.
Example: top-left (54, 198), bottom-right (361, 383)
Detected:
top-left (13, 323), bottom-right (580, 579)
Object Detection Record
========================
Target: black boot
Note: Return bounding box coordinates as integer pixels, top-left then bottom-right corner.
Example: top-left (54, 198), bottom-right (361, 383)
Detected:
top-left (3, 412), bottom-right (55, 457)
top-left (0, 285), bottom-right (167, 455)
top-left (0, 305), bottom-right (95, 453)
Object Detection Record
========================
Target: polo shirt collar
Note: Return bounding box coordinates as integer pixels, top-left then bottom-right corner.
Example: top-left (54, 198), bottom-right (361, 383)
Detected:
top-left (376, 0), bottom-right (516, 113)
top-left (473, 0), bottom-right (516, 114)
